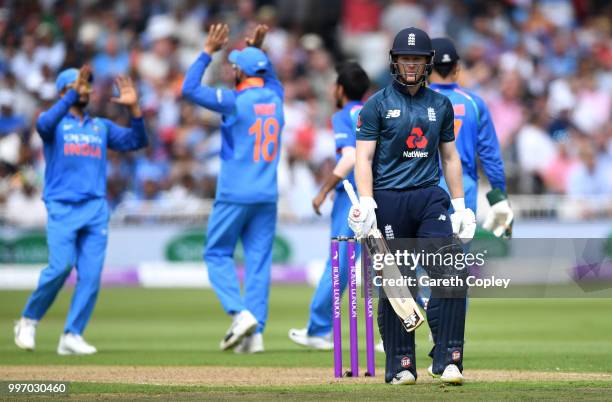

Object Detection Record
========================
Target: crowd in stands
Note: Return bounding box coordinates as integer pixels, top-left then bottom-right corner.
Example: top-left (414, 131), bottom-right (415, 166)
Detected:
top-left (0, 0), bottom-right (610, 224)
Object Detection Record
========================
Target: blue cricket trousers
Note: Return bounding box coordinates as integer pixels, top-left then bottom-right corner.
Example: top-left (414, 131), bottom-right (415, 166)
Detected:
top-left (22, 198), bottom-right (109, 335)
top-left (204, 201), bottom-right (277, 333)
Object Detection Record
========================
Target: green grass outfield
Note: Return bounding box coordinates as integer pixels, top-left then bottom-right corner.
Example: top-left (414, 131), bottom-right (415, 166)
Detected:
top-left (1, 287), bottom-right (611, 400)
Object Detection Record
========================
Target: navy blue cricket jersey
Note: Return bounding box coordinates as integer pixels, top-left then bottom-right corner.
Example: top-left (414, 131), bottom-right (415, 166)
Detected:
top-left (357, 82), bottom-right (455, 190)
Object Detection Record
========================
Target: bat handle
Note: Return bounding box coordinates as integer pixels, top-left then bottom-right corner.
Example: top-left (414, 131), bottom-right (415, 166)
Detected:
top-left (343, 180), bottom-right (360, 207)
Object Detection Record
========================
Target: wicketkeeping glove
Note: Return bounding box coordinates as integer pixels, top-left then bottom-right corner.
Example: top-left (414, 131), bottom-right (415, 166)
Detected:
top-left (450, 198), bottom-right (476, 242)
top-left (347, 196), bottom-right (377, 240)
top-left (483, 188), bottom-right (514, 238)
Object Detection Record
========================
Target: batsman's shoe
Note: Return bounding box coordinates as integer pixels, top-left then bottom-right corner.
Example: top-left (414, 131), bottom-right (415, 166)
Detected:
top-left (14, 317), bottom-right (37, 351)
top-left (57, 333), bottom-right (97, 355)
top-left (390, 370), bottom-right (416, 385)
top-left (375, 340), bottom-right (384, 353)
top-left (288, 328), bottom-right (333, 350)
top-left (220, 310), bottom-right (258, 351)
top-left (440, 364), bottom-right (463, 385)
top-left (234, 332), bottom-right (264, 354)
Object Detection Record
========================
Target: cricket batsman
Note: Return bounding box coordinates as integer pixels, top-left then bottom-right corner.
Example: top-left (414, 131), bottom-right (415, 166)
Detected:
top-left (182, 24), bottom-right (284, 353)
top-left (288, 62), bottom-right (370, 349)
top-left (348, 28), bottom-right (476, 384)
top-left (14, 66), bottom-right (148, 355)
top-left (429, 37), bottom-right (513, 235)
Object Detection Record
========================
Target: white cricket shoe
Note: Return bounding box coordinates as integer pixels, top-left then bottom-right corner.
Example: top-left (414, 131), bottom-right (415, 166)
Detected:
top-left (220, 310), bottom-right (258, 351)
top-left (375, 340), bottom-right (384, 353)
top-left (390, 370), bottom-right (416, 385)
top-left (234, 332), bottom-right (264, 354)
top-left (440, 364), bottom-right (463, 385)
top-left (288, 328), bottom-right (333, 350)
top-left (427, 365), bottom-right (440, 378)
top-left (57, 333), bottom-right (97, 355)
top-left (14, 317), bottom-right (37, 351)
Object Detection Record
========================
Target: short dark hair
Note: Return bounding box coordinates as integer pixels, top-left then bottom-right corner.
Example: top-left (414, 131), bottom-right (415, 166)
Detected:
top-left (433, 62), bottom-right (457, 79)
top-left (336, 62), bottom-right (370, 101)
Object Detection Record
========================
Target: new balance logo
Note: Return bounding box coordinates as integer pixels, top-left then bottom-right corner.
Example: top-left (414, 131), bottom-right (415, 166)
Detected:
top-left (62, 124), bottom-right (74, 130)
top-left (408, 33), bottom-right (416, 46)
top-left (427, 107), bottom-right (436, 121)
top-left (438, 214), bottom-right (447, 221)
top-left (386, 109), bottom-right (401, 118)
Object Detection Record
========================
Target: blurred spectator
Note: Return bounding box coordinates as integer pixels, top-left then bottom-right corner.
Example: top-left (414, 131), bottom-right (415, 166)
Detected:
top-left (487, 73), bottom-right (525, 148)
top-left (541, 140), bottom-right (579, 194)
top-left (92, 34), bottom-right (130, 79)
top-left (515, 110), bottom-right (557, 193)
top-left (567, 143), bottom-right (612, 197)
top-left (0, 89), bottom-right (27, 136)
top-left (380, 0), bottom-right (426, 35)
top-left (571, 69), bottom-right (611, 135)
top-left (0, 0), bottom-right (610, 224)
top-left (5, 170), bottom-right (46, 227)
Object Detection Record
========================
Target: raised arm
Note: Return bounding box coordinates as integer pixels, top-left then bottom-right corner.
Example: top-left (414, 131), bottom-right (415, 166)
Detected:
top-left (245, 24), bottom-right (283, 100)
top-left (38, 65), bottom-right (93, 140)
top-left (36, 90), bottom-right (78, 141)
top-left (107, 75), bottom-right (148, 151)
top-left (181, 23), bottom-right (236, 114)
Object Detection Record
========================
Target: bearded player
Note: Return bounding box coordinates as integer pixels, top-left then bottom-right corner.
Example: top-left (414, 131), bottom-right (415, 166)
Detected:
top-left (14, 66), bottom-right (148, 354)
top-left (182, 24), bottom-right (284, 353)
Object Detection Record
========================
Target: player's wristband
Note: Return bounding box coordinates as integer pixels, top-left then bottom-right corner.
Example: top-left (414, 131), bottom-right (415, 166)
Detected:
top-left (486, 188), bottom-right (508, 206)
top-left (451, 198), bottom-right (465, 212)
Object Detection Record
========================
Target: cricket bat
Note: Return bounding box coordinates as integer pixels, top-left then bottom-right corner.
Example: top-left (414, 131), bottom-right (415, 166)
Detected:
top-left (343, 180), bottom-right (425, 333)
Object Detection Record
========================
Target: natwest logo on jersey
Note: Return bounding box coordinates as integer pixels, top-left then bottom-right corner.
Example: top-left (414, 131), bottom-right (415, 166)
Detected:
top-left (403, 127), bottom-right (428, 158)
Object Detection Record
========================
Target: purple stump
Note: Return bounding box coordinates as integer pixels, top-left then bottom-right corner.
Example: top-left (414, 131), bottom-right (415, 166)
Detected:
top-left (363, 243), bottom-right (376, 376)
top-left (348, 239), bottom-right (359, 377)
top-left (331, 238), bottom-right (342, 378)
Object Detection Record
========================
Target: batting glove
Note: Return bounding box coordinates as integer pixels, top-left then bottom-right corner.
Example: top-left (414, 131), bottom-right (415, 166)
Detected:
top-left (483, 188), bottom-right (514, 238)
top-left (450, 198), bottom-right (476, 242)
top-left (348, 196), bottom-right (377, 240)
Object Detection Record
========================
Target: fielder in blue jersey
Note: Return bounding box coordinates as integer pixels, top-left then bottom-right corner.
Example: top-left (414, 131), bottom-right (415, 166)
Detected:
top-left (429, 38), bottom-right (513, 236)
top-left (288, 62), bottom-right (370, 350)
top-left (182, 24), bottom-right (284, 353)
top-left (14, 66), bottom-right (148, 355)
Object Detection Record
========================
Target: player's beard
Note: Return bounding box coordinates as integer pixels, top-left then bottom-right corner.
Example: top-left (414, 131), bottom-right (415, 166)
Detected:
top-left (75, 93), bottom-right (89, 109)
top-left (334, 85), bottom-right (343, 109)
top-left (76, 99), bottom-right (89, 108)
